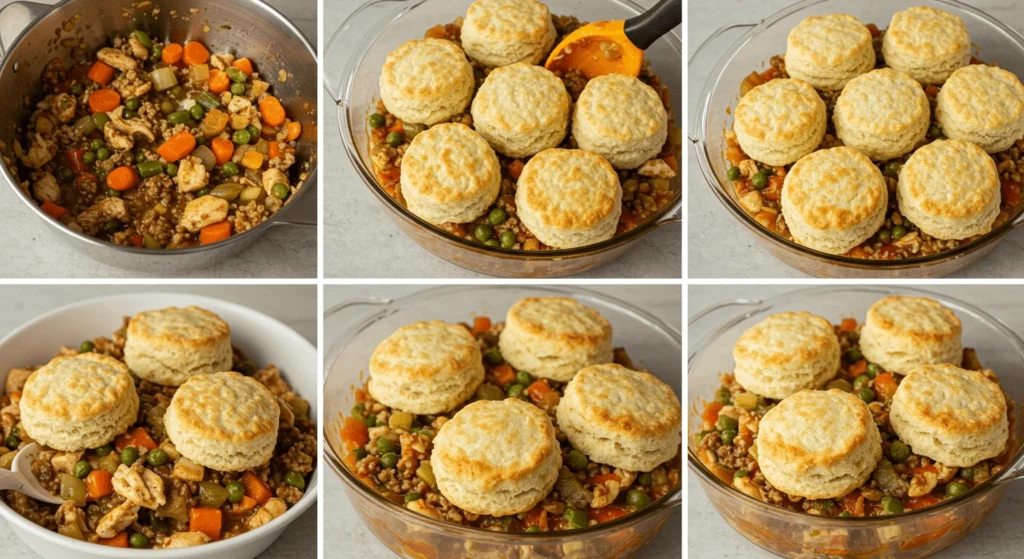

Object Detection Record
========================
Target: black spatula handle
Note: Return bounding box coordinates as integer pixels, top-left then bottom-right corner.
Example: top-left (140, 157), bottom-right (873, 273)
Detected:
top-left (623, 0), bottom-right (683, 51)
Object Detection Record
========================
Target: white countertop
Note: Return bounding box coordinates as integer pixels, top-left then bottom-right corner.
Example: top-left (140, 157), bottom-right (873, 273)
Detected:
top-left (323, 0), bottom-right (682, 278)
top-left (0, 285), bottom-right (317, 558)
top-left (323, 285), bottom-right (682, 558)
top-left (0, 0), bottom-right (317, 279)
top-left (687, 285), bottom-right (1024, 559)
top-left (687, 0), bottom-right (1024, 278)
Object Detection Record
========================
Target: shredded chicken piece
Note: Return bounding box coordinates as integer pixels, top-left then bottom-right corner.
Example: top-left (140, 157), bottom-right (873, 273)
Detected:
top-left (51, 451), bottom-right (85, 475)
top-left (104, 106), bottom-right (155, 150)
top-left (128, 33), bottom-right (149, 59)
top-left (637, 158), bottom-right (677, 179)
top-left (96, 48), bottom-right (137, 72)
top-left (95, 502), bottom-right (139, 538)
top-left (50, 93), bottom-right (77, 123)
top-left (75, 197), bottom-right (129, 236)
top-left (261, 168), bottom-right (289, 195)
top-left (908, 468), bottom-right (939, 497)
top-left (175, 156), bottom-right (209, 193)
top-left (247, 497), bottom-right (287, 529)
top-left (32, 173), bottom-right (60, 204)
top-left (209, 53), bottom-right (235, 70)
top-left (5, 369), bottom-right (33, 394)
top-left (55, 502), bottom-right (90, 539)
top-left (158, 532), bottom-right (211, 548)
top-left (15, 134), bottom-right (58, 168)
top-left (112, 463), bottom-right (167, 509)
top-left (406, 499), bottom-right (443, 520)
top-left (179, 195), bottom-right (228, 232)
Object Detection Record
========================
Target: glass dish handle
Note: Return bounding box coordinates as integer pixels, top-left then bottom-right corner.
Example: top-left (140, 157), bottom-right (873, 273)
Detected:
top-left (1012, 211), bottom-right (1024, 229)
top-left (688, 298), bottom-right (765, 355)
top-left (688, 298), bottom-right (763, 329)
top-left (0, 1), bottom-right (49, 61)
top-left (323, 0), bottom-right (407, 103)
top-left (992, 451), bottom-right (1024, 487)
top-left (324, 297), bottom-right (393, 321)
top-left (687, 21), bottom-right (758, 143)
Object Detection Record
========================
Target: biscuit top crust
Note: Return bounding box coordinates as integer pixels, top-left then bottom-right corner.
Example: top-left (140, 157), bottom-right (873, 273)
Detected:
top-left (733, 311), bottom-right (838, 368)
top-left (787, 14), bottom-right (872, 67)
top-left (574, 74), bottom-right (667, 143)
top-left (507, 297), bottom-right (611, 340)
top-left (127, 306), bottom-right (230, 346)
top-left (380, 39), bottom-right (473, 100)
top-left (21, 353), bottom-right (134, 420)
top-left (433, 398), bottom-right (557, 489)
top-left (939, 65), bottom-right (1024, 130)
top-left (464, 0), bottom-right (553, 43)
top-left (782, 147), bottom-right (886, 230)
top-left (516, 149), bottom-right (620, 229)
top-left (564, 363), bottom-right (680, 438)
top-left (895, 364), bottom-right (1006, 436)
top-left (402, 123), bottom-right (500, 203)
top-left (886, 7), bottom-right (970, 61)
top-left (866, 296), bottom-right (962, 342)
top-left (734, 79), bottom-right (825, 142)
top-left (834, 69), bottom-right (929, 135)
top-left (899, 140), bottom-right (999, 218)
top-left (472, 63), bottom-right (569, 131)
top-left (169, 372), bottom-right (279, 442)
top-left (370, 320), bottom-right (481, 381)
top-left (759, 389), bottom-right (875, 470)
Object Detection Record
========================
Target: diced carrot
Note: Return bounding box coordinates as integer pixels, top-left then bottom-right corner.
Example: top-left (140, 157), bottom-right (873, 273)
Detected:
top-left (874, 372), bottom-right (899, 402)
top-left (342, 452), bottom-right (357, 469)
top-left (355, 388), bottom-right (369, 403)
top-left (588, 505), bottom-right (629, 523)
top-left (285, 121), bottom-right (302, 141)
top-left (588, 473), bottom-right (621, 485)
top-left (87, 61), bottom-right (115, 85)
top-left (88, 89), bottom-right (121, 113)
top-left (525, 380), bottom-right (559, 407)
top-left (189, 507), bottom-right (222, 541)
top-left (493, 363), bottom-right (515, 387)
top-left (259, 96), bottom-right (287, 126)
top-left (508, 159), bottom-right (525, 180)
top-left (115, 427), bottom-right (158, 451)
top-left (760, 67), bottom-right (778, 81)
top-left (162, 43), bottom-right (183, 64)
top-left (1002, 180), bottom-right (1020, 207)
top-left (849, 359), bottom-right (867, 376)
top-left (232, 57), bottom-right (254, 75)
top-left (98, 531), bottom-right (129, 547)
top-left (866, 23), bottom-right (881, 38)
top-left (156, 131), bottom-right (197, 162)
top-left (847, 246), bottom-right (870, 259)
top-left (182, 41), bottom-right (210, 66)
top-left (208, 69), bottom-right (230, 94)
top-left (200, 221), bottom-right (232, 245)
top-left (268, 141), bottom-right (282, 160)
top-left (106, 166), bottom-right (140, 191)
top-left (702, 401), bottom-right (724, 427)
top-left (905, 494), bottom-right (942, 511)
top-left (241, 472), bottom-right (273, 505)
top-left (663, 155), bottom-right (678, 173)
top-left (66, 148), bottom-right (88, 171)
top-left (240, 150), bottom-right (265, 170)
top-left (925, 85), bottom-right (940, 97)
top-left (341, 417), bottom-right (369, 450)
top-left (840, 318), bottom-right (858, 332)
top-left (523, 506), bottom-right (548, 531)
top-left (228, 495), bottom-right (258, 515)
top-left (841, 490), bottom-right (865, 516)
top-left (128, 235), bottom-right (143, 247)
top-left (209, 137), bottom-right (234, 165)
top-left (387, 120), bottom-right (404, 135)
top-left (41, 201), bottom-right (67, 219)
top-left (472, 316), bottom-right (491, 334)
top-left (84, 470), bottom-right (114, 501)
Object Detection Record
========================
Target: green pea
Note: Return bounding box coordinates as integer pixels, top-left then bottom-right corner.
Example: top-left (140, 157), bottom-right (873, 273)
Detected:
top-left (499, 230), bottom-right (516, 248)
top-left (846, 347), bottom-right (863, 362)
top-left (720, 429), bottom-right (737, 445)
top-left (151, 44), bottom-right (163, 62)
top-left (80, 340), bottom-right (95, 353)
top-left (230, 82), bottom-right (245, 96)
top-left (566, 449), bottom-right (588, 471)
top-left (233, 129), bottom-right (251, 145)
top-left (714, 388), bottom-right (732, 404)
top-left (562, 507), bottom-right (587, 529)
top-left (883, 161), bottom-right (902, 178)
top-left (89, 139), bottom-right (105, 151)
top-left (73, 460), bottom-right (91, 479)
top-left (488, 207), bottom-right (507, 226)
top-left (353, 448), bottom-right (368, 460)
top-left (403, 492), bottom-right (421, 503)
top-left (123, 109), bottom-right (137, 120)
top-left (59, 167), bottom-right (75, 182)
top-left (386, 131), bottom-right (404, 147)
top-left (485, 238), bottom-right (500, 247)
top-left (80, 151), bottom-right (96, 165)
top-left (637, 472), bottom-right (652, 486)
top-left (96, 148), bottom-right (111, 162)
top-left (167, 110), bottom-right (192, 125)
top-left (525, 525), bottom-right (541, 533)
top-left (878, 229), bottom-right (892, 243)
top-left (751, 172), bottom-right (769, 190)
top-left (285, 471), bottom-right (306, 490)
top-left (507, 383), bottom-right (525, 398)
top-left (889, 440), bottom-right (911, 463)
top-left (626, 489), bottom-right (651, 509)
top-left (839, 511), bottom-right (853, 518)
top-left (129, 532), bottom-right (149, 549)
top-left (866, 363), bottom-right (881, 376)
top-left (147, 449), bottom-right (168, 467)
top-left (106, 188), bottom-right (120, 198)
top-left (196, 187), bottom-right (210, 197)
top-left (94, 444), bottom-right (113, 457)
top-left (132, 151), bottom-right (145, 164)
top-left (166, 163), bottom-right (178, 177)
top-left (945, 481), bottom-right (969, 498)
top-left (159, 100), bottom-right (176, 115)
top-left (369, 113), bottom-right (386, 128)
top-left (892, 225), bottom-right (907, 240)
top-left (92, 113), bottom-right (110, 130)
top-left (133, 29), bottom-right (153, 48)
top-left (515, 371), bottom-right (532, 387)
top-left (376, 437), bottom-right (397, 455)
top-left (102, 220), bottom-right (121, 234)
top-left (221, 161), bottom-right (239, 177)
top-left (483, 347), bottom-right (503, 365)
top-left (5, 434), bottom-right (20, 449)
top-left (362, 414), bottom-right (377, 428)
top-left (190, 104), bottom-right (205, 121)
top-left (379, 452), bottom-right (399, 469)
top-left (125, 97), bottom-right (140, 111)
top-left (929, 123), bottom-right (942, 137)
top-left (858, 386), bottom-right (875, 404)
top-left (121, 447), bottom-right (139, 466)
top-left (853, 374), bottom-right (873, 391)
top-left (734, 470), bottom-right (749, 479)
top-left (246, 125), bottom-right (260, 139)
top-left (727, 166), bottom-right (742, 181)
top-left (226, 480), bottom-right (245, 503)
top-left (474, 223), bottom-right (493, 242)
top-left (226, 66), bottom-right (247, 83)
top-left (272, 183), bottom-right (290, 200)
top-left (716, 415), bottom-right (738, 432)
top-left (880, 495), bottom-right (903, 515)
top-left (70, 82), bottom-right (84, 96)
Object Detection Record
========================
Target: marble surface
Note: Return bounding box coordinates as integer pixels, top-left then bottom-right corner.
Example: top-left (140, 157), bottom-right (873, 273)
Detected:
top-left (0, 285), bottom-right (317, 558)
top-left (0, 0), bottom-right (317, 278)
top-left (323, 285), bottom-right (682, 558)
top-left (323, 0), bottom-right (682, 278)
top-left (687, 285), bottom-right (1024, 559)
top-left (687, 0), bottom-right (1024, 278)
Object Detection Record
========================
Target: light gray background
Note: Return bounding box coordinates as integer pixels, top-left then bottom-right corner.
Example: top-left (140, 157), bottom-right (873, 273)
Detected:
top-left (0, 0), bottom-right (317, 278)
top-left (0, 285), bottom-right (317, 557)
top-left (687, 0), bottom-right (1024, 278)
top-left (687, 284), bottom-right (1024, 558)
top-left (323, 284), bottom-right (682, 558)
top-left (323, 0), bottom-right (682, 278)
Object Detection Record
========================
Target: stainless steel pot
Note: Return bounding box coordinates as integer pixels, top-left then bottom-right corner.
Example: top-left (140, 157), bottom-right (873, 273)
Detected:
top-left (0, 0), bottom-right (317, 273)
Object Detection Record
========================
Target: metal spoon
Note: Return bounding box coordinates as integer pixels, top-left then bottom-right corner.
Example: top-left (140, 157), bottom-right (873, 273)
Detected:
top-left (0, 443), bottom-right (65, 505)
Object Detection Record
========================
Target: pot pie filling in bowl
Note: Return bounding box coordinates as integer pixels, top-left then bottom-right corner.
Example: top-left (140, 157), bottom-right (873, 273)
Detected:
top-left (0, 308), bottom-right (316, 549)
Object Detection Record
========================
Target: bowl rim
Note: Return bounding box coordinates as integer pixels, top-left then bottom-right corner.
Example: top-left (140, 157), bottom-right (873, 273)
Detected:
top-left (323, 284), bottom-right (683, 541)
top-left (687, 284), bottom-right (1024, 524)
top-left (332, 0), bottom-right (683, 262)
top-left (0, 0), bottom-right (319, 259)
top-left (0, 291), bottom-right (318, 556)
top-left (691, 0), bottom-right (1024, 270)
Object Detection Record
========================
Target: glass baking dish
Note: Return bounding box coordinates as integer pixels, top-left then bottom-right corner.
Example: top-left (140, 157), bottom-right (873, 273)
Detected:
top-left (324, 285), bottom-right (682, 558)
top-left (324, 0), bottom-right (682, 278)
top-left (688, 286), bottom-right (1024, 558)
top-left (689, 0), bottom-right (1024, 278)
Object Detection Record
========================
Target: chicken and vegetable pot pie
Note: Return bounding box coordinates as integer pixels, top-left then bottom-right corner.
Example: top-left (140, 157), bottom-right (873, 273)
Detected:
top-left (0, 308), bottom-right (315, 549)
top-left (696, 297), bottom-right (1013, 517)
top-left (340, 298), bottom-right (681, 532)
top-left (9, 29), bottom-right (307, 249)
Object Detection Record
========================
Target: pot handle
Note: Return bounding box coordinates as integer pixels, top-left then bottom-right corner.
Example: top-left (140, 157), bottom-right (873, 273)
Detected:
top-left (0, 1), bottom-right (49, 61)
top-left (324, 0), bottom-right (407, 103)
top-left (687, 21), bottom-right (758, 143)
top-left (656, 205), bottom-right (682, 226)
top-left (268, 188), bottom-right (317, 228)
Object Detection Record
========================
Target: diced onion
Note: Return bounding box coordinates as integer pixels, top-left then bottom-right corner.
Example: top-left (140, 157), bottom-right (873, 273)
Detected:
top-left (190, 63), bottom-right (210, 83)
top-left (73, 115), bottom-right (96, 135)
top-left (150, 67), bottom-right (179, 92)
top-left (192, 145), bottom-right (216, 171)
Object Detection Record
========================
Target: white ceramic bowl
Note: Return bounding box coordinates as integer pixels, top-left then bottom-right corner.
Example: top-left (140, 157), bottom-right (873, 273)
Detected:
top-left (0, 293), bottom-right (318, 559)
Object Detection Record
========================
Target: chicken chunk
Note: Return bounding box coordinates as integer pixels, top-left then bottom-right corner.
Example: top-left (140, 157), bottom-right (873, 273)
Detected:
top-left (637, 158), bottom-right (677, 179)
top-left (33, 173), bottom-right (61, 204)
top-left (227, 96), bottom-right (252, 114)
top-left (112, 71), bottom-right (153, 100)
top-left (104, 106), bottom-right (155, 150)
top-left (50, 93), bottom-right (77, 123)
top-left (247, 498), bottom-right (287, 529)
top-left (209, 52), bottom-right (235, 70)
top-left (55, 501), bottom-right (90, 540)
top-left (158, 532), bottom-right (211, 548)
top-left (51, 451), bottom-right (85, 475)
top-left (5, 368), bottom-right (33, 394)
top-left (406, 498), bottom-right (443, 520)
top-left (15, 134), bottom-right (58, 169)
top-left (171, 456), bottom-right (205, 481)
top-left (180, 195), bottom-right (229, 232)
top-left (261, 168), bottom-right (289, 196)
top-left (95, 502), bottom-right (139, 538)
top-left (112, 463), bottom-right (167, 509)
top-left (175, 156), bottom-right (209, 193)
top-left (128, 33), bottom-right (149, 60)
top-left (96, 47), bottom-right (137, 72)
top-left (30, 110), bottom-right (58, 135)
top-left (75, 198), bottom-right (129, 236)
